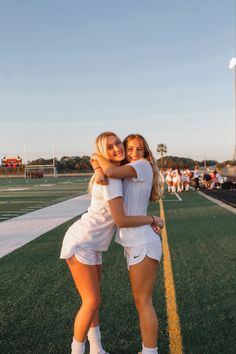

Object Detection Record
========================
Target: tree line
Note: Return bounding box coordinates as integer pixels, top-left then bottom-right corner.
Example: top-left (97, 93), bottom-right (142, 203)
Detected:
top-left (28, 156), bottom-right (93, 173)
top-left (27, 155), bottom-right (235, 172)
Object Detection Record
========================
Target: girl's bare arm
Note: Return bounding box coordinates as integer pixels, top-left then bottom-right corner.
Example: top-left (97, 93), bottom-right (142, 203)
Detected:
top-left (91, 154), bottom-right (137, 179)
top-left (108, 197), bottom-right (164, 230)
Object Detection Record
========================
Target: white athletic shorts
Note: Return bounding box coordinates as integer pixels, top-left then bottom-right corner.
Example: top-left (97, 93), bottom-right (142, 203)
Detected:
top-left (124, 238), bottom-right (162, 269)
top-left (74, 247), bottom-right (102, 265)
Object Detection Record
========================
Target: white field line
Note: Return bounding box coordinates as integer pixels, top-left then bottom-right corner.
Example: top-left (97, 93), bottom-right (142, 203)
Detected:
top-left (1, 214), bottom-right (20, 217)
top-left (163, 192), bottom-right (182, 202)
top-left (22, 208), bottom-right (40, 211)
top-left (22, 206), bottom-right (39, 209)
top-left (197, 190), bottom-right (236, 215)
top-left (174, 192), bottom-right (182, 201)
top-left (0, 201), bottom-right (44, 204)
top-left (0, 194), bottom-right (91, 258)
top-left (0, 211), bottom-right (26, 214)
top-left (0, 188), bottom-right (30, 192)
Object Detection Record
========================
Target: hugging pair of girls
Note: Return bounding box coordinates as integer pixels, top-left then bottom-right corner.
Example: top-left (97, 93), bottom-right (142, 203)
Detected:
top-left (60, 132), bottom-right (164, 354)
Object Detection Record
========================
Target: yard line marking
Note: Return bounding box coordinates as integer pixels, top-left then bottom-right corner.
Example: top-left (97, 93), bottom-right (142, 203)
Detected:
top-left (159, 198), bottom-right (183, 354)
top-left (161, 200), bottom-right (182, 202)
top-left (1, 214), bottom-right (19, 217)
top-left (1, 211), bottom-right (26, 214)
top-left (174, 192), bottom-right (182, 201)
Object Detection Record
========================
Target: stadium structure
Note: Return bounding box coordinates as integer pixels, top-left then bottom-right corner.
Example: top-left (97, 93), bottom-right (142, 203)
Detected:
top-left (0, 156), bottom-right (57, 178)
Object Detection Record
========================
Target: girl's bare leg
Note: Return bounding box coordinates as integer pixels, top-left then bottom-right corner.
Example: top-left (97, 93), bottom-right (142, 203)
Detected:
top-left (129, 256), bottom-right (159, 348)
top-left (67, 256), bottom-right (101, 342)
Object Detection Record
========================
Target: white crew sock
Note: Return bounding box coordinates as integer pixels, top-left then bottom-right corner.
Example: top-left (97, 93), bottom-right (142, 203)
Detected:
top-left (88, 326), bottom-right (108, 354)
top-left (71, 338), bottom-right (85, 354)
top-left (142, 344), bottom-right (158, 354)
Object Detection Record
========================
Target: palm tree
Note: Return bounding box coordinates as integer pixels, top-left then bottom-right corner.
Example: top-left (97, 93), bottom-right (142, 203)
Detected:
top-left (157, 143), bottom-right (167, 167)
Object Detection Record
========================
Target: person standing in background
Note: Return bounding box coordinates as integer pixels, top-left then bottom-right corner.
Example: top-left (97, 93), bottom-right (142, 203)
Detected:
top-left (193, 164), bottom-right (200, 191)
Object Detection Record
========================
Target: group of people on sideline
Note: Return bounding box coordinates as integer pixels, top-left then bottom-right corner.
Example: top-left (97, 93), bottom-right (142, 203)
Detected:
top-left (203, 169), bottom-right (224, 190)
top-left (161, 166), bottom-right (192, 193)
top-left (160, 165), bottom-right (224, 193)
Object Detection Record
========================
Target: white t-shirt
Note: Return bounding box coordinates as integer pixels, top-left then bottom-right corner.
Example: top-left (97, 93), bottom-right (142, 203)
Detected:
top-left (172, 169), bottom-right (180, 183)
top-left (193, 169), bottom-right (200, 178)
top-left (60, 178), bottom-right (123, 258)
top-left (115, 159), bottom-right (159, 247)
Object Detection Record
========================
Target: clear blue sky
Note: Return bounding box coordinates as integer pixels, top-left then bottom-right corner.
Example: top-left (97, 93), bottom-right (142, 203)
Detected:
top-left (0, 0), bottom-right (235, 162)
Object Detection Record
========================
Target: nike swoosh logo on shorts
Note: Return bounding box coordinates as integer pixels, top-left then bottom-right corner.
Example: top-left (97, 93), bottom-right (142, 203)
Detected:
top-left (134, 255), bottom-right (140, 258)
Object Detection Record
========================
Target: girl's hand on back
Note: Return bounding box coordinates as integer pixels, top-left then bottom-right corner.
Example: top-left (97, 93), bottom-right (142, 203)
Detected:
top-left (151, 224), bottom-right (162, 234)
top-left (151, 216), bottom-right (164, 229)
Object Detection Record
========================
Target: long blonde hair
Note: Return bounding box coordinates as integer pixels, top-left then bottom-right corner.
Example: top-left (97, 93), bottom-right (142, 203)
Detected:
top-left (88, 131), bottom-right (121, 192)
top-left (123, 134), bottom-right (163, 202)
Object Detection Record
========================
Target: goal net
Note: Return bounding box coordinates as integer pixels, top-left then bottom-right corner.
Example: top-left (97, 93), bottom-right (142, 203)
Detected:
top-left (24, 165), bottom-right (57, 178)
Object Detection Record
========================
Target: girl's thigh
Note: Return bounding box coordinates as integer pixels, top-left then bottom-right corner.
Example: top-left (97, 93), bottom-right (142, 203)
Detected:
top-left (129, 256), bottom-right (158, 298)
top-left (67, 256), bottom-right (101, 299)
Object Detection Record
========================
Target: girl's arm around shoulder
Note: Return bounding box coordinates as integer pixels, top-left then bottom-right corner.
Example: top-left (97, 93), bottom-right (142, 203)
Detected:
top-left (92, 154), bottom-right (137, 179)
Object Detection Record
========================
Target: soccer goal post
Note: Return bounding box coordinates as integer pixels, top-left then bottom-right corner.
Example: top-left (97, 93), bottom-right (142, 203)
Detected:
top-left (24, 165), bottom-right (57, 178)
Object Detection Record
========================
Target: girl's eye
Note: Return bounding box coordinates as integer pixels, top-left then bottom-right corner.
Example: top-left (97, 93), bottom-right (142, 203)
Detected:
top-left (107, 145), bottom-right (113, 150)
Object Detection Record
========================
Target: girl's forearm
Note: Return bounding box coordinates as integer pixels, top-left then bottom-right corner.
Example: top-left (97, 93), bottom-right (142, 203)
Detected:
top-left (116, 215), bottom-right (153, 228)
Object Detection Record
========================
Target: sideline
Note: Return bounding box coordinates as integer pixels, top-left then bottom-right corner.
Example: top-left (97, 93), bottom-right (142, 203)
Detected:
top-left (0, 194), bottom-right (91, 258)
top-left (197, 190), bottom-right (236, 215)
top-left (159, 198), bottom-right (183, 354)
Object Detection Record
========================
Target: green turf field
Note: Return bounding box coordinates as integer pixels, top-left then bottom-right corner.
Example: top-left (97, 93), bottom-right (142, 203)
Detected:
top-left (0, 188), bottom-right (235, 353)
top-left (0, 176), bottom-right (90, 222)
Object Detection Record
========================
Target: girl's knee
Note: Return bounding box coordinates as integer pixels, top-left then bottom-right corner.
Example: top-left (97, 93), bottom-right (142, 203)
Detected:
top-left (133, 294), bottom-right (152, 310)
top-left (82, 296), bottom-right (101, 312)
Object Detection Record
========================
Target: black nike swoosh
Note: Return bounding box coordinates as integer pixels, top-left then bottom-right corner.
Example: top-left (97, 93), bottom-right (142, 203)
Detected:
top-left (134, 255), bottom-right (140, 258)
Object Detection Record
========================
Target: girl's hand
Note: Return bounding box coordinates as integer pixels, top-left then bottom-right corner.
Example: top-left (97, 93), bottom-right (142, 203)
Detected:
top-left (90, 153), bottom-right (99, 161)
top-left (151, 224), bottom-right (162, 234)
top-left (94, 169), bottom-right (109, 185)
top-left (152, 216), bottom-right (164, 229)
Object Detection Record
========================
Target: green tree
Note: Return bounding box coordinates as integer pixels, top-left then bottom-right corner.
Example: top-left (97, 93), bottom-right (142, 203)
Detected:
top-left (157, 143), bottom-right (167, 167)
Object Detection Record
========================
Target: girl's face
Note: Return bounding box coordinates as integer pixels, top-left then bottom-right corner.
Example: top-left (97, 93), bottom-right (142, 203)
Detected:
top-left (106, 135), bottom-right (125, 162)
top-left (126, 138), bottom-right (145, 163)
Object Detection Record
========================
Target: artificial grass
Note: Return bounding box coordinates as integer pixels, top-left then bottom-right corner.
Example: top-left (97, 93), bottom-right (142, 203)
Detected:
top-left (163, 191), bottom-right (236, 354)
top-left (0, 176), bottom-right (89, 221)
top-left (1, 190), bottom-right (235, 353)
top-left (0, 209), bottom-right (168, 354)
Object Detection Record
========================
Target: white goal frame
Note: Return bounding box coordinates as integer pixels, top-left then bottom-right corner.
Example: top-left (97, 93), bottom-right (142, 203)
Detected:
top-left (24, 164), bottom-right (57, 178)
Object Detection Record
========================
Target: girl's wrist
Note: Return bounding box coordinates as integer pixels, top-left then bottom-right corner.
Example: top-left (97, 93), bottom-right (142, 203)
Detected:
top-left (150, 215), bottom-right (155, 225)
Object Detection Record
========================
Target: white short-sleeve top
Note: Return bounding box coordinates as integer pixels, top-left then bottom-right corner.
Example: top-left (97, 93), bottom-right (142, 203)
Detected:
top-left (60, 178), bottom-right (123, 258)
top-left (115, 159), bottom-right (158, 247)
top-left (193, 169), bottom-right (200, 178)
